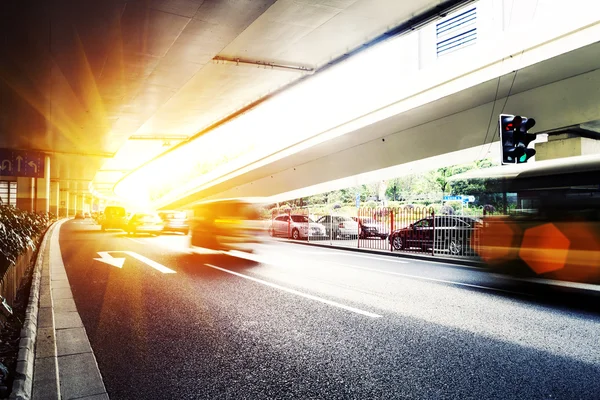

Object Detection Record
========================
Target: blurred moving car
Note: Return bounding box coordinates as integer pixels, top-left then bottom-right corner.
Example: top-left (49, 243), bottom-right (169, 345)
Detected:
top-left (158, 211), bottom-right (189, 234)
top-left (84, 212), bottom-right (90, 219)
top-left (190, 198), bottom-right (265, 253)
top-left (315, 215), bottom-right (359, 239)
top-left (270, 214), bottom-right (326, 240)
top-left (125, 212), bottom-right (164, 236)
top-left (352, 216), bottom-right (389, 239)
top-left (100, 206), bottom-right (127, 231)
top-left (74, 212), bottom-right (84, 219)
top-left (389, 215), bottom-right (481, 255)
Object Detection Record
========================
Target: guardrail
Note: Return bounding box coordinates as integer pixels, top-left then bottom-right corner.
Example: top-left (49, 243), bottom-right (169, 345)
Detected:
top-left (0, 245), bottom-right (35, 308)
top-left (267, 206), bottom-right (482, 261)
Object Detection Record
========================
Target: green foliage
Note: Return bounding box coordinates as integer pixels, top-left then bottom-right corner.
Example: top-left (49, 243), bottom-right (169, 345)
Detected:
top-left (278, 159), bottom-right (500, 214)
top-left (0, 205), bottom-right (52, 271)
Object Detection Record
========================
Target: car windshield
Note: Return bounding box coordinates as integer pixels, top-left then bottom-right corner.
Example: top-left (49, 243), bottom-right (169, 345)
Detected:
top-left (291, 215), bottom-right (314, 223)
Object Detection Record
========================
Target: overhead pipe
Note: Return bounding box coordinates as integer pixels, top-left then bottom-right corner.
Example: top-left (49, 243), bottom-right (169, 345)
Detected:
top-left (212, 56), bottom-right (314, 74)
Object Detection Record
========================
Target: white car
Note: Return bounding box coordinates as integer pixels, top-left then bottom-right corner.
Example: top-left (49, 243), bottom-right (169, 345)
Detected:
top-left (316, 215), bottom-right (359, 239)
top-left (270, 214), bottom-right (326, 240)
top-left (125, 212), bottom-right (164, 235)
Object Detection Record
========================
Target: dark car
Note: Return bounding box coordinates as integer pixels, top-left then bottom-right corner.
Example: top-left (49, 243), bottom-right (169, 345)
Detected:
top-left (352, 216), bottom-right (389, 239)
top-left (389, 215), bottom-right (481, 256)
top-left (100, 206), bottom-right (127, 231)
top-left (158, 210), bottom-right (189, 234)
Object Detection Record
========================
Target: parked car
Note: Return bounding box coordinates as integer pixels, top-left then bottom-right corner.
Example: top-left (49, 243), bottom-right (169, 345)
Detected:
top-left (125, 212), bottom-right (164, 236)
top-left (315, 215), bottom-right (359, 239)
top-left (100, 206), bottom-right (127, 231)
top-left (389, 215), bottom-right (481, 255)
top-left (270, 214), bottom-right (326, 240)
top-left (158, 210), bottom-right (189, 234)
top-left (352, 216), bottom-right (389, 239)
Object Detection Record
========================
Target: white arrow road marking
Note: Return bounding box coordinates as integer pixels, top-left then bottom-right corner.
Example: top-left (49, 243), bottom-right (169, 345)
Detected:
top-left (123, 251), bottom-right (176, 274)
top-left (93, 251), bottom-right (176, 274)
top-left (94, 252), bottom-right (125, 268)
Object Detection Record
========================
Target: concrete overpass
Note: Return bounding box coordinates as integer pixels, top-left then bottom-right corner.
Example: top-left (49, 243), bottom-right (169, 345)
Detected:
top-left (147, 1), bottom-right (600, 209)
top-left (0, 0), bottom-right (474, 213)
top-left (1, 0), bottom-right (599, 212)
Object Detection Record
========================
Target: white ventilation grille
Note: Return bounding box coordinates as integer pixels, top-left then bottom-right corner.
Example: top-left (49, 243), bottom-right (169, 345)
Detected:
top-left (0, 181), bottom-right (17, 206)
top-left (436, 7), bottom-right (477, 56)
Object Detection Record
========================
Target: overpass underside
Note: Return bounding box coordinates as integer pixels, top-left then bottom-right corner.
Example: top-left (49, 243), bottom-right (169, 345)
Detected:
top-left (163, 37), bottom-right (600, 209)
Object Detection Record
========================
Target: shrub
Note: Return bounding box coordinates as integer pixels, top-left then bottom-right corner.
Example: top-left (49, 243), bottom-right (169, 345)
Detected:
top-left (0, 205), bottom-right (52, 270)
top-left (440, 205), bottom-right (454, 215)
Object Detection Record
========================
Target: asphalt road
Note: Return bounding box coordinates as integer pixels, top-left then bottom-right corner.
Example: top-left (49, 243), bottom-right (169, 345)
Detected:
top-left (59, 219), bottom-right (600, 400)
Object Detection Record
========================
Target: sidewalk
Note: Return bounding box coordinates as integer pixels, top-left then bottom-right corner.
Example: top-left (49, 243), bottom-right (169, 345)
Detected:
top-left (11, 219), bottom-right (108, 400)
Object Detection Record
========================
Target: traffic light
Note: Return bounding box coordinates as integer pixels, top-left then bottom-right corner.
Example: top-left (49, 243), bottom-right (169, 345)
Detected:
top-left (499, 114), bottom-right (537, 164)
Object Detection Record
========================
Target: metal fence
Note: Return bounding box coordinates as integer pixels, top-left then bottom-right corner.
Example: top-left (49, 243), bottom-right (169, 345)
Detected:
top-left (0, 245), bottom-right (34, 307)
top-left (267, 206), bottom-right (482, 261)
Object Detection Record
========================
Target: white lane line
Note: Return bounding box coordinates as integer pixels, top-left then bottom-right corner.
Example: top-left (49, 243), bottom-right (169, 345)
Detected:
top-left (268, 245), bottom-right (410, 264)
top-left (124, 251), bottom-right (177, 274)
top-left (127, 237), bottom-right (192, 254)
top-left (327, 262), bottom-right (528, 295)
top-left (230, 252), bottom-right (521, 295)
top-left (204, 263), bottom-right (383, 318)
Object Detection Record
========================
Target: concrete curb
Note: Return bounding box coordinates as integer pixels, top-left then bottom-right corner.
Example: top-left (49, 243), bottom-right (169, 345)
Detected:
top-left (9, 222), bottom-right (57, 400)
top-left (277, 238), bottom-right (486, 269)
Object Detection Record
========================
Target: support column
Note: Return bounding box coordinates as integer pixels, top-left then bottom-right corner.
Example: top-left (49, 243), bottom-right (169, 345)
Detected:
top-left (16, 177), bottom-right (35, 212)
top-left (50, 181), bottom-right (60, 216)
top-left (35, 156), bottom-right (51, 213)
top-left (536, 133), bottom-right (600, 161)
top-left (59, 187), bottom-right (69, 217)
top-left (71, 193), bottom-right (78, 216)
top-left (80, 194), bottom-right (86, 214)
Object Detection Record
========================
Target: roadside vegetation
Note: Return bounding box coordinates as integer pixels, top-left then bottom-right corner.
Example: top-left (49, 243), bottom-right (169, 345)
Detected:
top-left (0, 203), bottom-right (54, 397)
top-left (267, 159), bottom-right (502, 217)
top-left (0, 204), bottom-right (53, 274)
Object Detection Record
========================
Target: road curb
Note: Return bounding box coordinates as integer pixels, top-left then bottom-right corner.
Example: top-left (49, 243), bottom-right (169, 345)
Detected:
top-left (9, 221), bottom-right (57, 400)
top-left (277, 239), bottom-right (486, 268)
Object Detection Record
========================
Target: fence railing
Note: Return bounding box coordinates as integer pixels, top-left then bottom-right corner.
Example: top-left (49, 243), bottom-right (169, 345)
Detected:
top-left (0, 245), bottom-right (35, 307)
top-left (267, 206), bottom-right (483, 261)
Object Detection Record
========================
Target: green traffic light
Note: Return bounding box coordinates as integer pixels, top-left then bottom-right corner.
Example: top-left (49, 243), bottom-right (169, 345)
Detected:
top-left (519, 154), bottom-right (527, 162)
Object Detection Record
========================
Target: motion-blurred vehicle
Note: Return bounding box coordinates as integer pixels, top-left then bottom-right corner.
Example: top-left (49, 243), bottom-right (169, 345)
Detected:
top-left (189, 198), bottom-right (265, 253)
top-left (100, 206), bottom-right (127, 232)
top-left (84, 212), bottom-right (90, 219)
top-left (74, 212), bottom-right (84, 219)
top-left (352, 216), bottom-right (389, 239)
top-left (449, 154), bottom-right (600, 282)
top-left (270, 214), bottom-right (326, 240)
top-left (158, 210), bottom-right (189, 234)
top-left (315, 215), bottom-right (359, 239)
top-left (125, 212), bottom-right (164, 236)
top-left (389, 215), bottom-right (480, 255)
